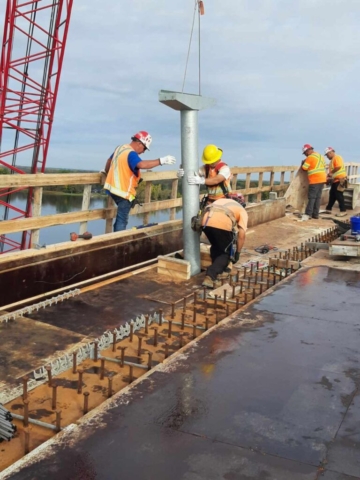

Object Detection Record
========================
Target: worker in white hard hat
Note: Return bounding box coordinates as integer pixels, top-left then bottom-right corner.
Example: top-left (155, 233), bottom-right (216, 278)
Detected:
top-left (102, 131), bottom-right (176, 231)
top-left (177, 144), bottom-right (233, 203)
top-left (324, 147), bottom-right (347, 217)
top-left (301, 144), bottom-right (326, 219)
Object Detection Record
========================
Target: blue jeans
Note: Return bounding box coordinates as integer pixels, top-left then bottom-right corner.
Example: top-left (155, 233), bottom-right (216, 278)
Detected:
top-left (110, 194), bottom-right (132, 231)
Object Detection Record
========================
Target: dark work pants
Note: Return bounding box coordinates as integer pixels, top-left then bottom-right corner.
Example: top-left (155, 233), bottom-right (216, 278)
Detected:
top-left (305, 183), bottom-right (324, 218)
top-left (326, 182), bottom-right (346, 212)
top-left (203, 226), bottom-right (234, 280)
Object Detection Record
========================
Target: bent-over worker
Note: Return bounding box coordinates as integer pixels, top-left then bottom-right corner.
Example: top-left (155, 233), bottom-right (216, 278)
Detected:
top-left (324, 147), bottom-right (347, 217)
top-left (301, 144), bottom-right (326, 219)
top-left (177, 144), bottom-right (232, 203)
top-left (102, 131), bottom-right (176, 231)
top-left (201, 197), bottom-right (248, 289)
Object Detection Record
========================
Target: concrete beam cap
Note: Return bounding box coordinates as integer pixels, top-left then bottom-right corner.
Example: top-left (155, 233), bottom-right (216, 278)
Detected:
top-left (158, 90), bottom-right (216, 111)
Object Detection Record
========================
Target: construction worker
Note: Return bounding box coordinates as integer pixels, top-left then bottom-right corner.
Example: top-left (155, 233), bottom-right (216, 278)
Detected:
top-left (102, 131), bottom-right (176, 231)
top-left (324, 147), bottom-right (347, 217)
top-left (201, 196), bottom-right (248, 289)
top-left (301, 144), bottom-right (326, 219)
top-left (177, 144), bottom-right (233, 202)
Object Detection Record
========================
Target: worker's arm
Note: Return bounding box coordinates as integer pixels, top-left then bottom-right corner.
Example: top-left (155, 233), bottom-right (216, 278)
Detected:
top-left (137, 156), bottom-right (176, 170)
top-left (137, 159), bottom-right (162, 169)
top-left (205, 173), bottom-right (226, 186)
top-left (103, 157), bottom-right (112, 174)
top-left (236, 228), bottom-right (246, 252)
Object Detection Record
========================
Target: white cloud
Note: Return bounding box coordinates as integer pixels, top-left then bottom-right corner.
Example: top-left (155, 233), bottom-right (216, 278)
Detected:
top-left (1, 0), bottom-right (360, 171)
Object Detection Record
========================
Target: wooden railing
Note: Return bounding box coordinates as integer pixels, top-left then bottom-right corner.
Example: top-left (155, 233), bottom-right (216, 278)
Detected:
top-left (0, 163), bottom-right (359, 248)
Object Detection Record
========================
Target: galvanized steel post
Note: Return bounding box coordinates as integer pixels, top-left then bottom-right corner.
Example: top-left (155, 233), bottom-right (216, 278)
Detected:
top-left (159, 90), bottom-right (216, 276)
top-left (181, 109), bottom-right (200, 274)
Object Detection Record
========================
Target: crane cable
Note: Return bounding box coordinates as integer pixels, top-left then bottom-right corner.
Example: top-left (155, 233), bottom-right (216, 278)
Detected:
top-left (182, 1), bottom-right (204, 95)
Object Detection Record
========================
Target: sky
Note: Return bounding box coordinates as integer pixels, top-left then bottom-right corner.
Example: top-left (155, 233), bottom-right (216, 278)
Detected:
top-left (2, 0), bottom-right (360, 171)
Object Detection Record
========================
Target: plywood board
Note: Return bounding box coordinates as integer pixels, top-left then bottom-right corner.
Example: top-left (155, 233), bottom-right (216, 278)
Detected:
top-left (284, 167), bottom-right (308, 212)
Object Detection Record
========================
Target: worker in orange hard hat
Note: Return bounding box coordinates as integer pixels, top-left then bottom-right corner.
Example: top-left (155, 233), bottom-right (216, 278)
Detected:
top-left (102, 131), bottom-right (176, 231)
top-left (177, 144), bottom-right (233, 203)
top-left (301, 144), bottom-right (326, 219)
top-left (324, 147), bottom-right (347, 217)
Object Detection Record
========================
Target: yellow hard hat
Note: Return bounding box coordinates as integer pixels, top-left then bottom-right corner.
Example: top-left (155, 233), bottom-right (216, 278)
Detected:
top-left (202, 144), bottom-right (223, 165)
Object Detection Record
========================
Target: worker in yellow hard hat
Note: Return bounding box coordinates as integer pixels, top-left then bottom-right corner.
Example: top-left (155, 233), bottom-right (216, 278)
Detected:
top-left (177, 144), bottom-right (233, 203)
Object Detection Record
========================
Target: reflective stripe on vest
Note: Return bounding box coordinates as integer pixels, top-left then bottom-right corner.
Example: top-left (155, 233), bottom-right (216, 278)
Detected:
top-left (330, 155), bottom-right (347, 180)
top-left (104, 144), bottom-right (141, 201)
top-left (305, 153), bottom-right (326, 177)
top-left (206, 162), bottom-right (232, 200)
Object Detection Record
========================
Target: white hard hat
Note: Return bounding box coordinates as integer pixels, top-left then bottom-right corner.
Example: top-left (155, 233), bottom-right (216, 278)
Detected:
top-left (324, 147), bottom-right (334, 155)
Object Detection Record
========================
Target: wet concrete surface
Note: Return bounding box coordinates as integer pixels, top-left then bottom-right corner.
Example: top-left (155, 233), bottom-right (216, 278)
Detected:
top-left (27, 269), bottom-right (204, 337)
top-left (0, 318), bottom-right (84, 383)
top-left (4, 267), bottom-right (360, 480)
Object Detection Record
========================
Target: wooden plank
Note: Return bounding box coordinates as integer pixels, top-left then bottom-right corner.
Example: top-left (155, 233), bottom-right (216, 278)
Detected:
top-left (0, 173), bottom-right (101, 188)
top-left (170, 178), bottom-right (178, 221)
top-left (157, 266), bottom-right (190, 280)
top-left (257, 172), bottom-right (263, 202)
top-left (79, 185), bottom-right (92, 234)
top-left (284, 167), bottom-right (308, 211)
top-left (30, 186), bottom-right (43, 248)
top-left (105, 195), bottom-right (114, 233)
top-left (329, 245), bottom-right (360, 257)
top-left (143, 181), bottom-right (152, 225)
top-left (231, 166), bottom-right (298, 174)
top-left (157, 255), bottom-right (190, 273)
top-left (158, 259), bottom-right (190, 273)
top-left (0, 208), bottom-right (104, 235)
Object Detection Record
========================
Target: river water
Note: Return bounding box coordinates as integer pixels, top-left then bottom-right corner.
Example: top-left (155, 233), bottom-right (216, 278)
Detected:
top-left (1, 192), bottom-right (182, 249)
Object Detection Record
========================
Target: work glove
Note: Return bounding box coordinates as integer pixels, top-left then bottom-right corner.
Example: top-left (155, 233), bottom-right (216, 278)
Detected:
top-left (159, 155), bottom-right (176, 166)
top-left (234, 251), bottom-right (240, 263)
top-left (187, 172), bottom-right (205, 185)
top-left (177, 168), bottom-right (185, 178)
top-left (100, 169), bottom-right (107, 175)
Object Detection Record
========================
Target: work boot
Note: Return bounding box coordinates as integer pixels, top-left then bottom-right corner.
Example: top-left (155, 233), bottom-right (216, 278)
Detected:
top-left (217, 271), bottom-right (230, 280)
top-left (335, 212), bottom-right (347, 217)
top-left (202, 276), bottom-right (214, 288)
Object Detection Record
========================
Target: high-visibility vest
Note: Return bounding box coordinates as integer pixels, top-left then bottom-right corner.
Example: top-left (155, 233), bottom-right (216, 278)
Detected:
top-left (329, 154), bottom-right (346, 182)
top-left (205, 162), bottom-right (232, 201)
top-left (104, 144), bottom-right (141, 201)
top-left (302, 152), bottom-right (326, 184)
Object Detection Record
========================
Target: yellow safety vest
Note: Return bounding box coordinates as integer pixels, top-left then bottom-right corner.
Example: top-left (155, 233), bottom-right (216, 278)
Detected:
top-left (329, 154), bottom-right (346, 181)
top-left (302, 152), bottom-right (326, 184)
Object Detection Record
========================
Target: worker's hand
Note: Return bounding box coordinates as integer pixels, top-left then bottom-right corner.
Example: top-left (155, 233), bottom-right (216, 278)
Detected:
top-left (234, 251), bottom-right (240, 263)
top-left (160, 155), bottom-right (176, 166)
top-left (187, 172), bottom-right (205, 185)
top-left (177, 168), bottom-right (185, 178)
top-left (99, 169), bottom-right (107, 175)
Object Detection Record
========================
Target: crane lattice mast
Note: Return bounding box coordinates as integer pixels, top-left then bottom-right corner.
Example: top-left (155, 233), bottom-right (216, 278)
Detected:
top-left (0, 0), bottom-right (73, 252)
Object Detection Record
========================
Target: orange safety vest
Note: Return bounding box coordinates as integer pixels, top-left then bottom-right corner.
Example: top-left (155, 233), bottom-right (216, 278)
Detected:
top-left (302, 152), bottom-right (326, 184)
top-left (104, 144), bottom-right (141, 201)
top-left (205, 162), bottom-right (232, 201)
top-left (329, 154), bottom-right (346, 182)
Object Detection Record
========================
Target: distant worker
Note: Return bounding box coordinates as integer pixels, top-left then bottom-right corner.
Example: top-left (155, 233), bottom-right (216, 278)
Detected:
top-left (324, 147), bottom-right (347, 217)
top-left (177, 144), bottom-right (233, 203)
top-left (102, 131), bottom-right (176, 231)
top-left (301, 144), bottom-right (326, 219)
top-left (201, 196), bottom-right (248, 289)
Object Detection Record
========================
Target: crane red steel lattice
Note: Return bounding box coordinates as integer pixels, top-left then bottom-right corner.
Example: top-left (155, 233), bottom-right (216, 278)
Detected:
top-left (0, 0), bottom-right (73, 253)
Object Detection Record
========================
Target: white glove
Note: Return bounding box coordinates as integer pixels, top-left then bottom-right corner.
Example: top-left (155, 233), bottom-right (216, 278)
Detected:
top-left (187, 172), bottom-right (205, 185)
top-left (159, 155), bottom-right (176, 166)
top-left (100, 169), bottom-right (107, 175)
top-left (177, 168), bottom-right (185, 178)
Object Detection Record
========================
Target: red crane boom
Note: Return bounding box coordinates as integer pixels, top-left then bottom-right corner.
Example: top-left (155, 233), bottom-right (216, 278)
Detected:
top-left (0, 0), bottom-right (73, 252)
